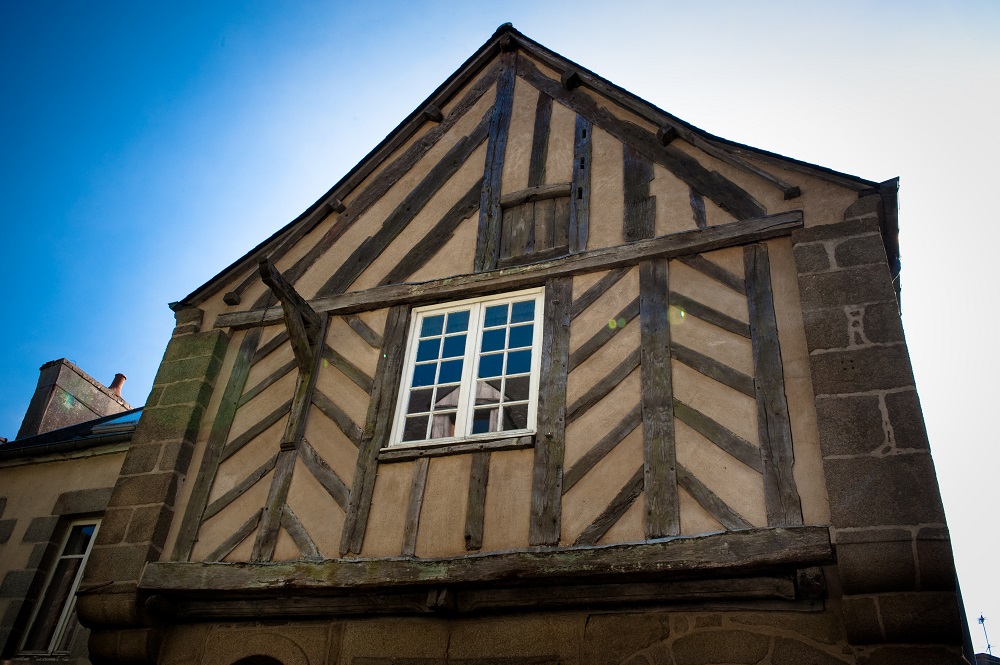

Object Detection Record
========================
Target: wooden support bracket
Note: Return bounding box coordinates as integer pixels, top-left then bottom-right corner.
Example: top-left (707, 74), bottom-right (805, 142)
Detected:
top-left (258, 259), bottom-right (323, 370)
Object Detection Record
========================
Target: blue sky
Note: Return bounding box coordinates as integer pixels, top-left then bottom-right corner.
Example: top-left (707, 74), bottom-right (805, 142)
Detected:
top-left (2, 0), bottom-right (999, 649)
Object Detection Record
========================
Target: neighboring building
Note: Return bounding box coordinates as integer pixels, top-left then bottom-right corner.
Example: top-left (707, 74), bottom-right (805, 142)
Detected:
top-left (0, 360), bottom-right (139, 664)
top-left (8, 24), bottom-right (969, 664)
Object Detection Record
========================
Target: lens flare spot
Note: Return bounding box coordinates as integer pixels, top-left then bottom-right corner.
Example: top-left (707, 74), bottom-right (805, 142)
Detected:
top-left (616, 317), bottom-right (627, 328)
top-left (669, 305), bottom-right (687, 324)
top-left (608, 319), bottom-right (617, 330)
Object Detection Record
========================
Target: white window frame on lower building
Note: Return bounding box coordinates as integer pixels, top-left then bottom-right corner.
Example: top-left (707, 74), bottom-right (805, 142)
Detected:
top-left (18, 519), bottom-right (100, 655)
top-left (388, 287), bottom-right (545, 449)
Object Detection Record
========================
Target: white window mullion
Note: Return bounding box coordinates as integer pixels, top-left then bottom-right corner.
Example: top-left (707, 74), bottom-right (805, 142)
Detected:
top-left (453, 301), bottom-right (482, 438)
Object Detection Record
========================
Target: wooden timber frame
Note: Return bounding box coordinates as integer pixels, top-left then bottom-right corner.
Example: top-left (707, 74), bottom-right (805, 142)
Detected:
top-left (191, 211), bottom-right (807, 568)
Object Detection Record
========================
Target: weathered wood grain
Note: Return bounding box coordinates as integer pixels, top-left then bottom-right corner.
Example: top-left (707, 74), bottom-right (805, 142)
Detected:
top-left (669, 292), bottom-right (750, 338)
top-left (259, 260), bottom-right (323, 371)
top-left (205, 509), bottom-right (262, 563)
top-left (202, 452), bottom-right (279, 521)
top-left (475, 52), bottom-right (517, 273)
top-left (322, 344), bottom-right (374, 394)
top-left (298, 437), bottom-right (350, 510)
top-left (570, 267), bottom-right (629, 320)
top-left (499, 183), bottom-right (572, 209)
top-left (744, 244), bottom-right (802, 526)
top-left (516, 55), bottom-right (766, 221)
top-left (319, 114), bottom-right (492, 298)
top-left (341, 305), bottom-right (411, 555)
top-left (501, 200), bottom-right (534, 259)
top-left (528, 92), bottom-right (553, 188)
top-left (575, 466), bottom-right (644, 545)
top-left (623, 145), bottom-right (656, 242)
top-left (379, 181), bottom-right (482, 286)
top-left (343, 315), bottom-right (382, 349)
top-left (672, 400), bottom-right (763, 473)
top-left (215, 211), bottom-right (803, 330)
top-left (172, 327), bottom-right (262, 562)
top-left (679, 255), bottom-right (745, 295)
top-left (144, 525), bottom-right (834, 591)
top-left (280, 504), bottom-right (321, 559)
top-left (677, 462), bottom-right (752, 530)
top-left (566, 347), bottom-right (641, 425)
top-left (562, 404), bottom-right (642, 494)
top-left (311, 390), bottom-right (363, 447)
top-left (378, 435), bottom-right (533, 462)
top-left (689, 187), bottom-right (707, 229)
top-left (530, 277), bottom-right (572, 546)
top-left (238, 359), bottom-right (296, 408)
top-left (639, 258), bottom-right (678, 538)
top-left (569, 115), bottom-right (592, 253)
top-left (670, 343), bottom-right (756, 398)
top-left (464, 452), bottom-right (490, 551)
top-left (402, 457), bottom-right (430, 556)
top-left (567, 296), bottom-right (640, 373)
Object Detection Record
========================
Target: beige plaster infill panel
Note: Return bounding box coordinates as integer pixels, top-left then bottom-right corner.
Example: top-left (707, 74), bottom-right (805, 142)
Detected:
top-left (766, 236), bottom-right (830, 525)
top-left (669, 258), bottom-right (749, 325)
top-left (652, 162), bottom-right (699, 237)
top-left (191, 469), bottom-right (271, 562)
top-left (672, 360), bottom-right (759, 446)
top-left (314, 361), bottom-right (370, 432)
top-left (405, 208), bottom-right (478, 283)
top-left (415, 454), bottom-right (472, 558)
top-left (566, 316), bottom-right (640, 408)
top-left (676, 418), bottom-right (767, 528)
top-left (286, 455), bottom-right (345, 559)
top-left (354, 307), bottom-right (388, 341)
top-left (569, 265), bottom-right (639, 355)
top-left (679, 485), bottom-right (725, 536)
top-left (669, 307), bottom-right (754, 377)
top-left (359, 460), bottom-right (412, 558)
top-left (586, 126), bottom-right (625, 251)
top-left (545, 97), bottom-right (576, 184)
top-left (294, 88), bottom-right (495, 300)
top-left (480, 447), bottom-right (533, 552)
top-left (500, 76), bottom-right (540, 194)
top-left (238, 369), bottom-right (297, 418)
top-left (243, 332), bottom-right (294, 393)
top-left (561, 424), bottom-right (644, 546)
top-left (565, 365), bottom-right (642, 470)
top-left (701, 245), bottom-right (746, 280)
top-left (599, 486), bottom-right (644, 545)
top-left (302, 404), bottom-right (359, 493)
top-left (348, 140), bottom-right (488, 292)
top-left (570, 268), bottom-right (610, 302)
top-left (272, 524), bottom-right (300, 562)
top-left (211, 417), bottom-right (287, 505)
top-left (326, 315), bottom-right (379, 378)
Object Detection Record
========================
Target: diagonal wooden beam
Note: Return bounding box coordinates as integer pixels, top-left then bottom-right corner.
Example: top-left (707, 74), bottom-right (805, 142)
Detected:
top-left (563, 404), bottom-right (642, 494)
top-left (677, 463), bottom-right (752, 530)
top-left (570, 267), bottom-right (629, 320)
top-left (567, 296), bottom-right (640, 373)
top-left (673, 400), bottom-right (763, 473)
top-left (343, 315), bottom-right (382, 349)
top-left (679, 255), bottom-right (745, 295)
top-left (205, 509), bottom-right (262, 563)
top-left (203, 452), bottom-right (279, 522)
top-left (517, 55), bottom-right (766, 221)
top-left (215, 211), bottom-right (803, 330)
top-left (220, 400), bottom-right (293, 463)
top-left (311, 390), bottom-right (363, 448)
top-left (238, 359), bottom-right (296, 408)
top-left (323, 344), bottom-right (374, 394)
top-left (669, 292), bottom-right (750, 339)
top-left (259, 259), bottom-right (323, 371)
top-left (280, 504), bottom-right (321, 559)
top-left (298, 438), bottom-right (350, 511)
top-left (566, 347), bottom-right (641, 425)
top-left (670, 343), bottom-right (756, 398)
top-left (574, 466), bottom-right (644, 546)
top-left (251, 330), bottom-right (290, 366)
top-left (475, 52), bottom-right (517, 273)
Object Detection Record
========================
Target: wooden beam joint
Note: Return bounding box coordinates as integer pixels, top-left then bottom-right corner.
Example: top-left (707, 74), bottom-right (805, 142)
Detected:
top-left (422, 105), bottom-right (444, 123)
top-left (258, 259), bottom-right (323, 369)
top-left (657, 126), bottom-right (678, 146)
top-left (561, 70), bottom-right (581, 90)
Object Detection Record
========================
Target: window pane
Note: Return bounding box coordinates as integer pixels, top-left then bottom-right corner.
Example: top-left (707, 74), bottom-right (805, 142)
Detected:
top-left (476, 379), bottom-right (502, 405)
top-left (505, 375), bottom-right (530, 402)
top-left (508, 324), bottom-right (533, 349)
top-left (446, 310), bottom-right (470, 333)
top-left (429, 412), bottom-right (456, 439)
top-left (407, 389), bottom-right (433, 414)
top-left (438, 359), bottom-right (464, 384)
top-left (441, 334), bottom-right (466, 359)
top-left (420, 314), bottom-right (444, 337)
top-left (504, 403), bottom-right (529, 431)
top-left (472, 407), bottom-right (498, 434)
top-left (506, 349), bottom-right (532, 375)
top-left (478, 353), bottom-right (503, 378)
top-left (63, 524), bottom-right (95, 556)
top-left (416, 338), bottom-right (440, 362)
top-left (434, 385), bottom-right (460, 409)
top-left (484, 304), bottom-right (508, 328)
top-left (511, 300), bottom-right (535, 323)
top-left (403, 416), bottom-right (429, 441)
top-left (412, 363), bottom-right (437, 387)
top-left (22, 558), bottom-right (81, 651)
top-left (480, 328), bottom-right (505, 353)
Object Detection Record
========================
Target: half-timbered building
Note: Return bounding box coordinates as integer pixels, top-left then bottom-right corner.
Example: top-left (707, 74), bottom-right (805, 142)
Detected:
top-left (68, 24), bottom-right (966, 665)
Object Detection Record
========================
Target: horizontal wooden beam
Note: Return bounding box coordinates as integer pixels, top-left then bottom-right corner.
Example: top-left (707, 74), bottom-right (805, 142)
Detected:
top-left (499, 182), bottom-right (572, 209)
top-left (215, 211), bottom-right (803, 330)
top-left (141, 525), bottom-right (831, 593)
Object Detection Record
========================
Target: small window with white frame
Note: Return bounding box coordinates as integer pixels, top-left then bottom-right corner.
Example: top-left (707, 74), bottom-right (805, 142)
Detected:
top-left (18, 520), bottom-right (99, 655)
top-left (389, 288), bottom-right (545, 448)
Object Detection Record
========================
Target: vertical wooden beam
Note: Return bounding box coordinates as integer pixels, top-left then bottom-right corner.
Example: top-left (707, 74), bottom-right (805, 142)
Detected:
top-left (172, 327), bottom-right (260, 562)
top-left (529, 277), bottom-right (572, 545)
top-left (475, 52), bottom-right (517, 273)
top-left (569, 115), bottom-right (593, 254)
top-left (464, 451), bottom-right (491, 550)
top-left (623, 145), bottom-right (656, 242)
top-left (401, 457), bottom-right (431, 556)
top-left (689, 188), bottom-right (707, 229)
top-left (744, 243), bottom-right (803, 526)
top-left (341, 305), bottom-right (412, 555)
top-left (252, 316), bottom-right (329, 562)
top-left (527, 93), bottom-right (553, 188)
top-left (639, 258), bottom-right (679, 538)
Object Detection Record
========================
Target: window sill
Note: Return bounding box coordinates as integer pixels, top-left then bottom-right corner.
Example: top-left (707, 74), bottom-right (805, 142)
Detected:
top-left (379, 433), bottom-right (534, 462)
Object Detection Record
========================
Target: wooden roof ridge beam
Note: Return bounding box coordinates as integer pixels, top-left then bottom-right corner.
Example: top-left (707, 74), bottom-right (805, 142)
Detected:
top-left (258, 259), bottom-right (322, 371)
top-left (215, 211), bottom-right (803, 331)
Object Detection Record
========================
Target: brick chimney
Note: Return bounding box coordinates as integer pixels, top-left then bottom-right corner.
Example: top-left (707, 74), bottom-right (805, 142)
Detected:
top-left (15, 359), bottom-right (132, 440)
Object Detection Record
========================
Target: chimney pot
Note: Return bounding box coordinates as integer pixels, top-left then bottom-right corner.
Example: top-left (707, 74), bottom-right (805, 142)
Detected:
top-left (109, 373), bottom-right (127, 396)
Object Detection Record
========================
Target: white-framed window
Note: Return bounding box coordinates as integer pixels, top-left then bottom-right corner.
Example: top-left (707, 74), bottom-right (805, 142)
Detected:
top-left (389, 288), bottom-right (545, 448)
top-left (19, 520), bottom-right (100, 655)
